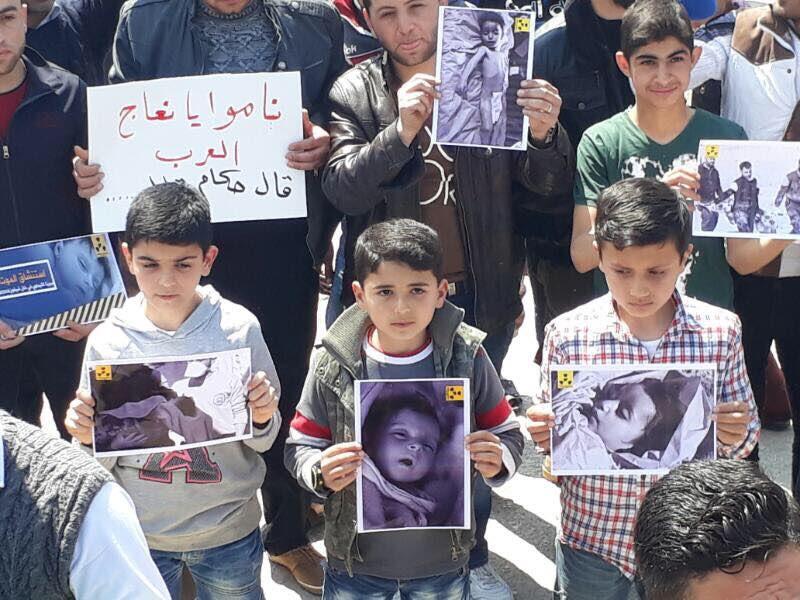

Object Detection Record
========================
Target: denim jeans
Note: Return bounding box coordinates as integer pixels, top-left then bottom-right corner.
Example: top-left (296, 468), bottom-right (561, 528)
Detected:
top-left (554, 543), bottom-right (641, 600)
top-left (150, 528), bottom-right (264, 600)
top-left (322, 564), bottom-right (469, 600)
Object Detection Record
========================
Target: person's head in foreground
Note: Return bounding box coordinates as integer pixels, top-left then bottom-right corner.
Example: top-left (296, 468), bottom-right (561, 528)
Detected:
top-left (478, 12), bottom-right (504, 51)
top-left (594, 178), bottom-right (693, 329)
top-left (353, 218), bottom-right (447, 355)
top-left (122, 182), bottom-right (218, 329)
top-left (635, 460), bottom-right (800, 599)
top-left (585, 375), bottom-right (686, 456)
top-left (362, 389), bottom-right (442, 489)
top-left (361, 0), bottom-right (445, 68)
top-left (616, 0), bottom-right (700, 111)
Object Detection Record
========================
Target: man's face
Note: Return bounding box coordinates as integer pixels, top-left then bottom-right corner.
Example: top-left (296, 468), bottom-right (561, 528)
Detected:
top-left (742, 166), bottom-right (753, 180)
top-left (480, 21), bottom-right (502, 50)
top-left (773, 0), bottom-right (800, 21)
top-left (687, 547), bottom-right (800, 599)
top-left (589, 383), bottom-right (658, 452)
top-left (123, 240), bottom-right (217, 327)
top-left (598, 240), bottom-right (690, 326)
top-left (617, 37), bottom-right (701, 110)
top-left (0, 0), bottom-right (25, 78)
top-left (365, 0), bottom-right (445, 67)
top-left (203, 0), bottom-right (251, 14)
top-left (704, 156), bottom-right (716, 167)
top-left (372, 408), bottom-right (440, 484)
top-left (352, 260), bottom-right (447, 354)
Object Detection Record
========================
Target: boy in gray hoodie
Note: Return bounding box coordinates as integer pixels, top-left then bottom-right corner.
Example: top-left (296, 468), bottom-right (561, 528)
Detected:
top-left (285, 219), bottom-right (524, 598)
top-left (65, 182), bottom-right (281, 599)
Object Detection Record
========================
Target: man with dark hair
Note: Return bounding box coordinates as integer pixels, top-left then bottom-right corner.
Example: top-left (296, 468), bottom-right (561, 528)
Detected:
top-left (0, 0), bottom-right (97, 439)
top-left (697, 153), bottom-right (724, 231)
top-left (723, 160), bottom-right (760, 233)
top-left (321, 0), bottom-right (572, 593)
top-left (24, 0), bottom-right (124, 86)
top-left (635, 460), bottom-right (800, 599)
top-left (70, 0), bottom-right (347, 591)
top-left (774, 158), bottom-right (800, 234)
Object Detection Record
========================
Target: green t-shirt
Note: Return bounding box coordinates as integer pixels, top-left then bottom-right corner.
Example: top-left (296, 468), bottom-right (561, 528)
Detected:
top-left (574, 108), bottom-right (747, 309)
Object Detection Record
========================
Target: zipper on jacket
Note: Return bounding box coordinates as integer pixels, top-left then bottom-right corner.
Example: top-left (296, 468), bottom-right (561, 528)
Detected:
top-left (2, 137), bottom-right (23, 243)
top-left (2, 144), bottom-right (8, 159)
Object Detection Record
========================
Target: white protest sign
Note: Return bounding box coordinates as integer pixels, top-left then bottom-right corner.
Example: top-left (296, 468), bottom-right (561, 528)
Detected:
top-left (88, 72), bottom-right (306, 232)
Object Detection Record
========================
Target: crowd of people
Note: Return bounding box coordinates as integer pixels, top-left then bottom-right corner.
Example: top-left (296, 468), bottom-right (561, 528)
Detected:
top-left (1, 0), bottom-right (800, 598)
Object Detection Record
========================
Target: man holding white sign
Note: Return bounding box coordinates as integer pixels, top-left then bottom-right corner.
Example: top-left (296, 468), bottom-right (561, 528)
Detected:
top-left (72, 0), bottom-right (347, 591)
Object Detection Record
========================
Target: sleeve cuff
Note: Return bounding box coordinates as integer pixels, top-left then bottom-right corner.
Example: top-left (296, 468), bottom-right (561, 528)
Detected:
top-left (483, 443), bottom-right (518, 488)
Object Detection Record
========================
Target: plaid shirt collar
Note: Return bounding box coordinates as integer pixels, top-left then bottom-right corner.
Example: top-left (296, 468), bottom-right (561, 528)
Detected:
top-left (592, 291), bottom-right (703, 345)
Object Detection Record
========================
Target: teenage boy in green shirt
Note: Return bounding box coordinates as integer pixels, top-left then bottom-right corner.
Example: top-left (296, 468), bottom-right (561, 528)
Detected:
top-left (570, 0), bottom-right (750, 309)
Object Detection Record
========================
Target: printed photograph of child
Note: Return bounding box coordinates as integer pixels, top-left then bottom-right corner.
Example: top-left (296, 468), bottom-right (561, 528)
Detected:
top-left (0, 233), bottom-right (126, 333)
top-left (694, 140), bottom-right (800, 240)
top-left (355, 379), bottom-right (471, 532)
top-left (550, 365), bottom-right (716, 476)
top-left (433, 6), bottom-right (534, 150)
top-left (90, 348), bottom-right (252, 457)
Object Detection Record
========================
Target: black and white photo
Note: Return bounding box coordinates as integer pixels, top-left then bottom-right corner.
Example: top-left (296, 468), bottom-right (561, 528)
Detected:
top-left (89, 349), bottom-right (252, 457)
top-left (550, 365), bottom-right (716, 476)
top-left (355, 379), bottom-right (471, 533)
top-left (694, 140), bottom-right (800, 239)
top-left (433, 6), bottom-right (534, 150)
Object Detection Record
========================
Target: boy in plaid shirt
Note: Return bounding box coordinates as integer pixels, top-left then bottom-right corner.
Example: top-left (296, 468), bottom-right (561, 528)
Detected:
top-left (527, 178), bottom-right (760, 599)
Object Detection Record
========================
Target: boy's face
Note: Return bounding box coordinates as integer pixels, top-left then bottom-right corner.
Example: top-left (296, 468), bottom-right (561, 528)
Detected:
top-left (589, 383), bottom-right (657, 452)
top-left (353, 261), bottom-right (447, 354)
top-left (597, 240), bottom-right (691, 327)
top-left (364, 0), bottom-right (447, 68)
top-left (122, 240), bottom-right (218, 328)
top-left (373, 407), bottom-right (440, 484)
top-left (480, 21), bottom-right (502, 50)
top-left (616, 37), bottom-right (701, 110)
top-left (54, 239), bottom-right (107, 304)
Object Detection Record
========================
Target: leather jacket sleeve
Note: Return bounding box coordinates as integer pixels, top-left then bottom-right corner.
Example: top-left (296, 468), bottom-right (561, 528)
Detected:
top-left (321, 78), bottom-right (424, 216)
top-left (109, 7), bottom-right (138, 84)
top-left (514, 122), bottom-right (575, 198)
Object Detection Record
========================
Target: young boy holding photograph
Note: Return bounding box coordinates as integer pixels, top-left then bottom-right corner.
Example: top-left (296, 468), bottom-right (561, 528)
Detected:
top-left (570, 0), bottom-right (750, 310)
top-left (64, 182), bottom-right (281, 599)
top-left (284, 218), bottom-right (523, 598)
top-left (528, 177), bottom-right (760, 598)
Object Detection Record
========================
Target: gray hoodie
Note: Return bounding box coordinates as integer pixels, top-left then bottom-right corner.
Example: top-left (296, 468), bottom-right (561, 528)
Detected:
top-left (79, 285), bottom-right (281, 552)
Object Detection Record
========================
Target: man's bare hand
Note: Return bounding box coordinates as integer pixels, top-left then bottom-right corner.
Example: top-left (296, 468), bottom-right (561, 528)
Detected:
top-left (72, 146), bottom-right (104, 199)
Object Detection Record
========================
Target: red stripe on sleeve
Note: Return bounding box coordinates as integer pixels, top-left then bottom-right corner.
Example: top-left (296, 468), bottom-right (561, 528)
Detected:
top-left (290, 411), bottom-right (332, 440)
top-left (476, 397), bottom-right (513, 430)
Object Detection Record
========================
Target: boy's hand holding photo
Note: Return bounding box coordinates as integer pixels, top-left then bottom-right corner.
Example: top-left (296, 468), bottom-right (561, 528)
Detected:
top-left (247, 370), bottom-right (279, 425)
top-left (526, 403), bottom-right (555, 453)
top-left (713, 400), bottom-right (751, 447)
top-left (397, 73), bottom-right (440, 147)
top-left (517, 79), bottom-right (562, 143)
top-left (320, 442), bottom-right (364, 492)
top-left (65, 390), bottom-right (96, 446)
top-left (0, 318), bottom-right (24, 350)
top-left (466, 430), bottom-right (504, 479)
top-left (662, 166), bottom-right (701, 204)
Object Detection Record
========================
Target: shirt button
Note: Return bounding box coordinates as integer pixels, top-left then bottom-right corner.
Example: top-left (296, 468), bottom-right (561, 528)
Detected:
top-left (578, 101), bottom-right (587, 110)
top-left (277, 61), bottom-right (287, 70)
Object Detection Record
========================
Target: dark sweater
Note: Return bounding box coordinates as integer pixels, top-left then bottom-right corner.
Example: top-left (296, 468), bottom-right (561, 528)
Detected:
top-left (0, 412), bottom-right (112, 599)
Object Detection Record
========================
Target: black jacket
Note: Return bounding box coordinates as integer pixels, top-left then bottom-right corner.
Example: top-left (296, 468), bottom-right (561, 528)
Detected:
top-left (516, 0), bottom-right (634, 258)
top-left (109, 0), bottom-right (347, 265)
top-left (1, 52), bottom-right (88, 249)
top-left (26, 0), bottom-right (124, 86)
top-left (322, 54), bottom-right (574, 334)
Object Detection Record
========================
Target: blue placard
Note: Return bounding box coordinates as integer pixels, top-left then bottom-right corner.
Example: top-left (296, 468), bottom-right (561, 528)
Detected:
top-left (0, 234), bottom-right (127, 334)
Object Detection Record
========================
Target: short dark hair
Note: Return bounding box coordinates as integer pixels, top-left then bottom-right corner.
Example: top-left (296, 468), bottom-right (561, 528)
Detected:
top-left (635, 460), bottom-right (800, 600)
top-left (740, 161), bottom-right (752, 170)
top-left (595, 178), bottom-right (691, 256)
top-left (125, 182), bottom-right (213, 252)
top-left (621, 0), bottom-right (693, 59)
top-left (478, 11), bottom-right (505, 30)
top-left (354, 218), bottom-right (443, 283)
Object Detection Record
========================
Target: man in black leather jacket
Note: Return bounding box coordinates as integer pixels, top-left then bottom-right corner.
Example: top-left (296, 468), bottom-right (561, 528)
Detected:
top-left (321, 0), bottom-right (573, 595)
top-left (517, 0), bottom-right (634, 360)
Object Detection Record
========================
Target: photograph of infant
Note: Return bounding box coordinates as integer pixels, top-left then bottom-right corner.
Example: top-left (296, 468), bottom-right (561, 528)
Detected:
top-left (355, 378), bottom-right (471, 533)
top-left (693, 139), bottom-right (800, 240)
top-left (89, 348), bottom-right (252, 457)
top-left (433, 6), bottom-right (534, 150)
top-left (0, 233), bottom-right (126, 335)
top-left (550, 365), bottom-right (716, 476)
